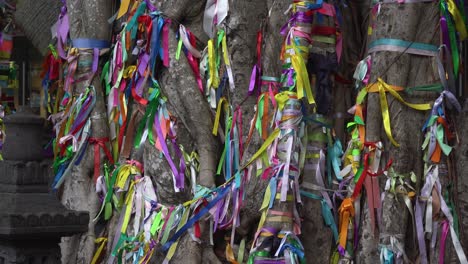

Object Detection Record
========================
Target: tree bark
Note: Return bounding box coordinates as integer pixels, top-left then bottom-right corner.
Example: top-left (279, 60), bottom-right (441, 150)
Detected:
top-left (59, 1), bottom-right (112, 263)
top-left (362, 3), bottom-right (440, 264)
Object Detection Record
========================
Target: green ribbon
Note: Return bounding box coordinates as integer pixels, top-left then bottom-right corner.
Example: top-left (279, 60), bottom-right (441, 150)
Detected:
top-left (405, 83), bottom-right (443, 94)
top-left (101, 61), bottom-right (111, 95)
top-left (160, 207), bottom-right (180, 244)
top-left (247, 251), bottom-right (270, 264)
top-left (216, 30), bottom-right (225, 68)
top-left (176, 37), bottom-right (183, 60)
top-left (441, 2), bottom-right (460, 77)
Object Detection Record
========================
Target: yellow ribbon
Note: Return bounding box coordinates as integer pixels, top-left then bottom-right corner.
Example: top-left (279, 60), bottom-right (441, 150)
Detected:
top-left (123, 65), bottom-right (137, 78)
top-left (242, 128), bottom-right (280, 169)
top-left (117, 0), bottom-right (130, 19)
top-left (207, 39), bottom-right (219, 89)
top-left (288, 41), bottom-right (315, 105)
top-left (226, 243), bottom-right (239, 264)
top-left (115, 164), bottom-right (140, 189)
top-left (274, 193), bottom-right (294, 201)
top-left (91, 237), bottom-right (108, 264)
top-left (368, 78), bottom-right (431, 147)
top-left (212, 97), bottom-right (229, 136)
top-left (447, 0), bottom-right (468, 40)
top-left (274, 91), bottom-right (297, 111)
top-left (222, 34), bottom-right (231, 66)
top-left (121, 181), bottom-right (135, 233)
top-left (255, 183), bottom-right (272, 235)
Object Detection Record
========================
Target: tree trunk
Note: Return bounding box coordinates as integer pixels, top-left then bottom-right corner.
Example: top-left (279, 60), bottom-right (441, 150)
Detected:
top-left (58, 1), bottom-right (112, 263)
top-left (362, 3), bottom-right (445, 264)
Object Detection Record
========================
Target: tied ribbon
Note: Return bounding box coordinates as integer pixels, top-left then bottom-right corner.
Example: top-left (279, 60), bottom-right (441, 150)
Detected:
top-left (367, 78), bottom-right (431, 147)
top-left (203, 0), bottom-right (229, 38)
top-left (285, 33), bottom-right (315, 105)
top-left (351, 142), bottom-right (392, 233)
top-left (446, 0), bottom-right (467, 40)
top-left (248, 30), bottom-right (263, 96)
top-left (207, 39), bottom-right (219, 89)
top-left (91, 237), bottom-right (108, 264)
top-left (88, 137), bottom-right (114, 183)
top-left (213, 97), bottom-right (229, 136)
top-left (178, 25), bottom-right (204, 92)
top-left (117, 0), bottom-right (130, 19)
top-left (338, 197), bottom-right (354, 255)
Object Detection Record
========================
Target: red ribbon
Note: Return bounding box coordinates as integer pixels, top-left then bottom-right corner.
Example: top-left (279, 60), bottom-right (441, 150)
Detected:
top-left (162, 19), bottom-right (171, 68)
top-left (131, 76), bottom-right (149, 106)
top-left (351, 142), bottom-right (392, 234)
top-left (311, 25), bottom-right (336, 36)
top-left (184, 28), bottom-right (203, 93)
top-left (88, 137), bottom-right (114, 183)
top-left (137, 15), bottom-right (153, 51)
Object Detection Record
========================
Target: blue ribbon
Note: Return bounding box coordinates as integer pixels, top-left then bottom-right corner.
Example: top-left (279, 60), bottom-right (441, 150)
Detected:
top-left (161, 183), bottom-right (232, 251)
top-left (72, 38), bottom-right (110, 49)
top-left (149, 16), bottom-right (164, 75)
top-left (306, 0), bottom-right (324, 9)
top-left (321, 200), bottom-right (339, 242)
top-left (52, 161), bottom-right (70, 190)
top-left (369, 38), bottom-right (439, 53)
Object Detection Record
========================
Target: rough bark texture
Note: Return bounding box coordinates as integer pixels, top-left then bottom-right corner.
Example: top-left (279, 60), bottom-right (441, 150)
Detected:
top-left (455, 99), bottom-right (468, 259)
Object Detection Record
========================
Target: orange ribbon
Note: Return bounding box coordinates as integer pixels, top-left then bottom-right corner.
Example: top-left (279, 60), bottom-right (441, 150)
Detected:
top-left (338, 198), bottom-right (355, 250)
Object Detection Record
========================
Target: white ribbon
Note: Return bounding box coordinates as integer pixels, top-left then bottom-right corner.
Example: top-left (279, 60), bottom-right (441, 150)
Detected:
top-left (179, 25), bottom-right (202, 58)
top-left (203, 0), bottom-right (229, 38)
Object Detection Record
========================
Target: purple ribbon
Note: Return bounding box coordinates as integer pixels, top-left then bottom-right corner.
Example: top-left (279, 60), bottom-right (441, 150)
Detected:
top-left (248, 64), bottom-right (260, 96)
top-left (144, 0), bottom-right (157, 12)
top-left (282, 68), bottom-right (295, 87)
top-left (56, 13), bottom-right (69, 59)
top-left (138, 53), bottom-right (150, 76)
top-left (153, 110), bottom-right (184, 190)
top-left (440, 18), bottom-right (451, 57)
top-left (280, 12), bottom-right (314, 35)
top-left (92, 48), bottom-right (99, 73)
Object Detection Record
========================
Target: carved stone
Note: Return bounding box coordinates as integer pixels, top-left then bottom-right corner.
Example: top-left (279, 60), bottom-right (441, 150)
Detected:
top-left (0, 107), bottom-right (89, 263)
top-left (2, 107), bottom-right (45, 161)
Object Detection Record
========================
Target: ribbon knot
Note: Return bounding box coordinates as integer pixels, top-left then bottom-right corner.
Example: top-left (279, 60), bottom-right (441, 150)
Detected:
top-left (366, 78), bottom-right (432, 147)
top-left (126, 159), bottom-right (144, 172)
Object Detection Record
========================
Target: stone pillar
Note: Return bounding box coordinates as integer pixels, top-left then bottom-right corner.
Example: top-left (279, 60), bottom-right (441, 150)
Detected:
top-left (0, 107), bottom-right (89, 263)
